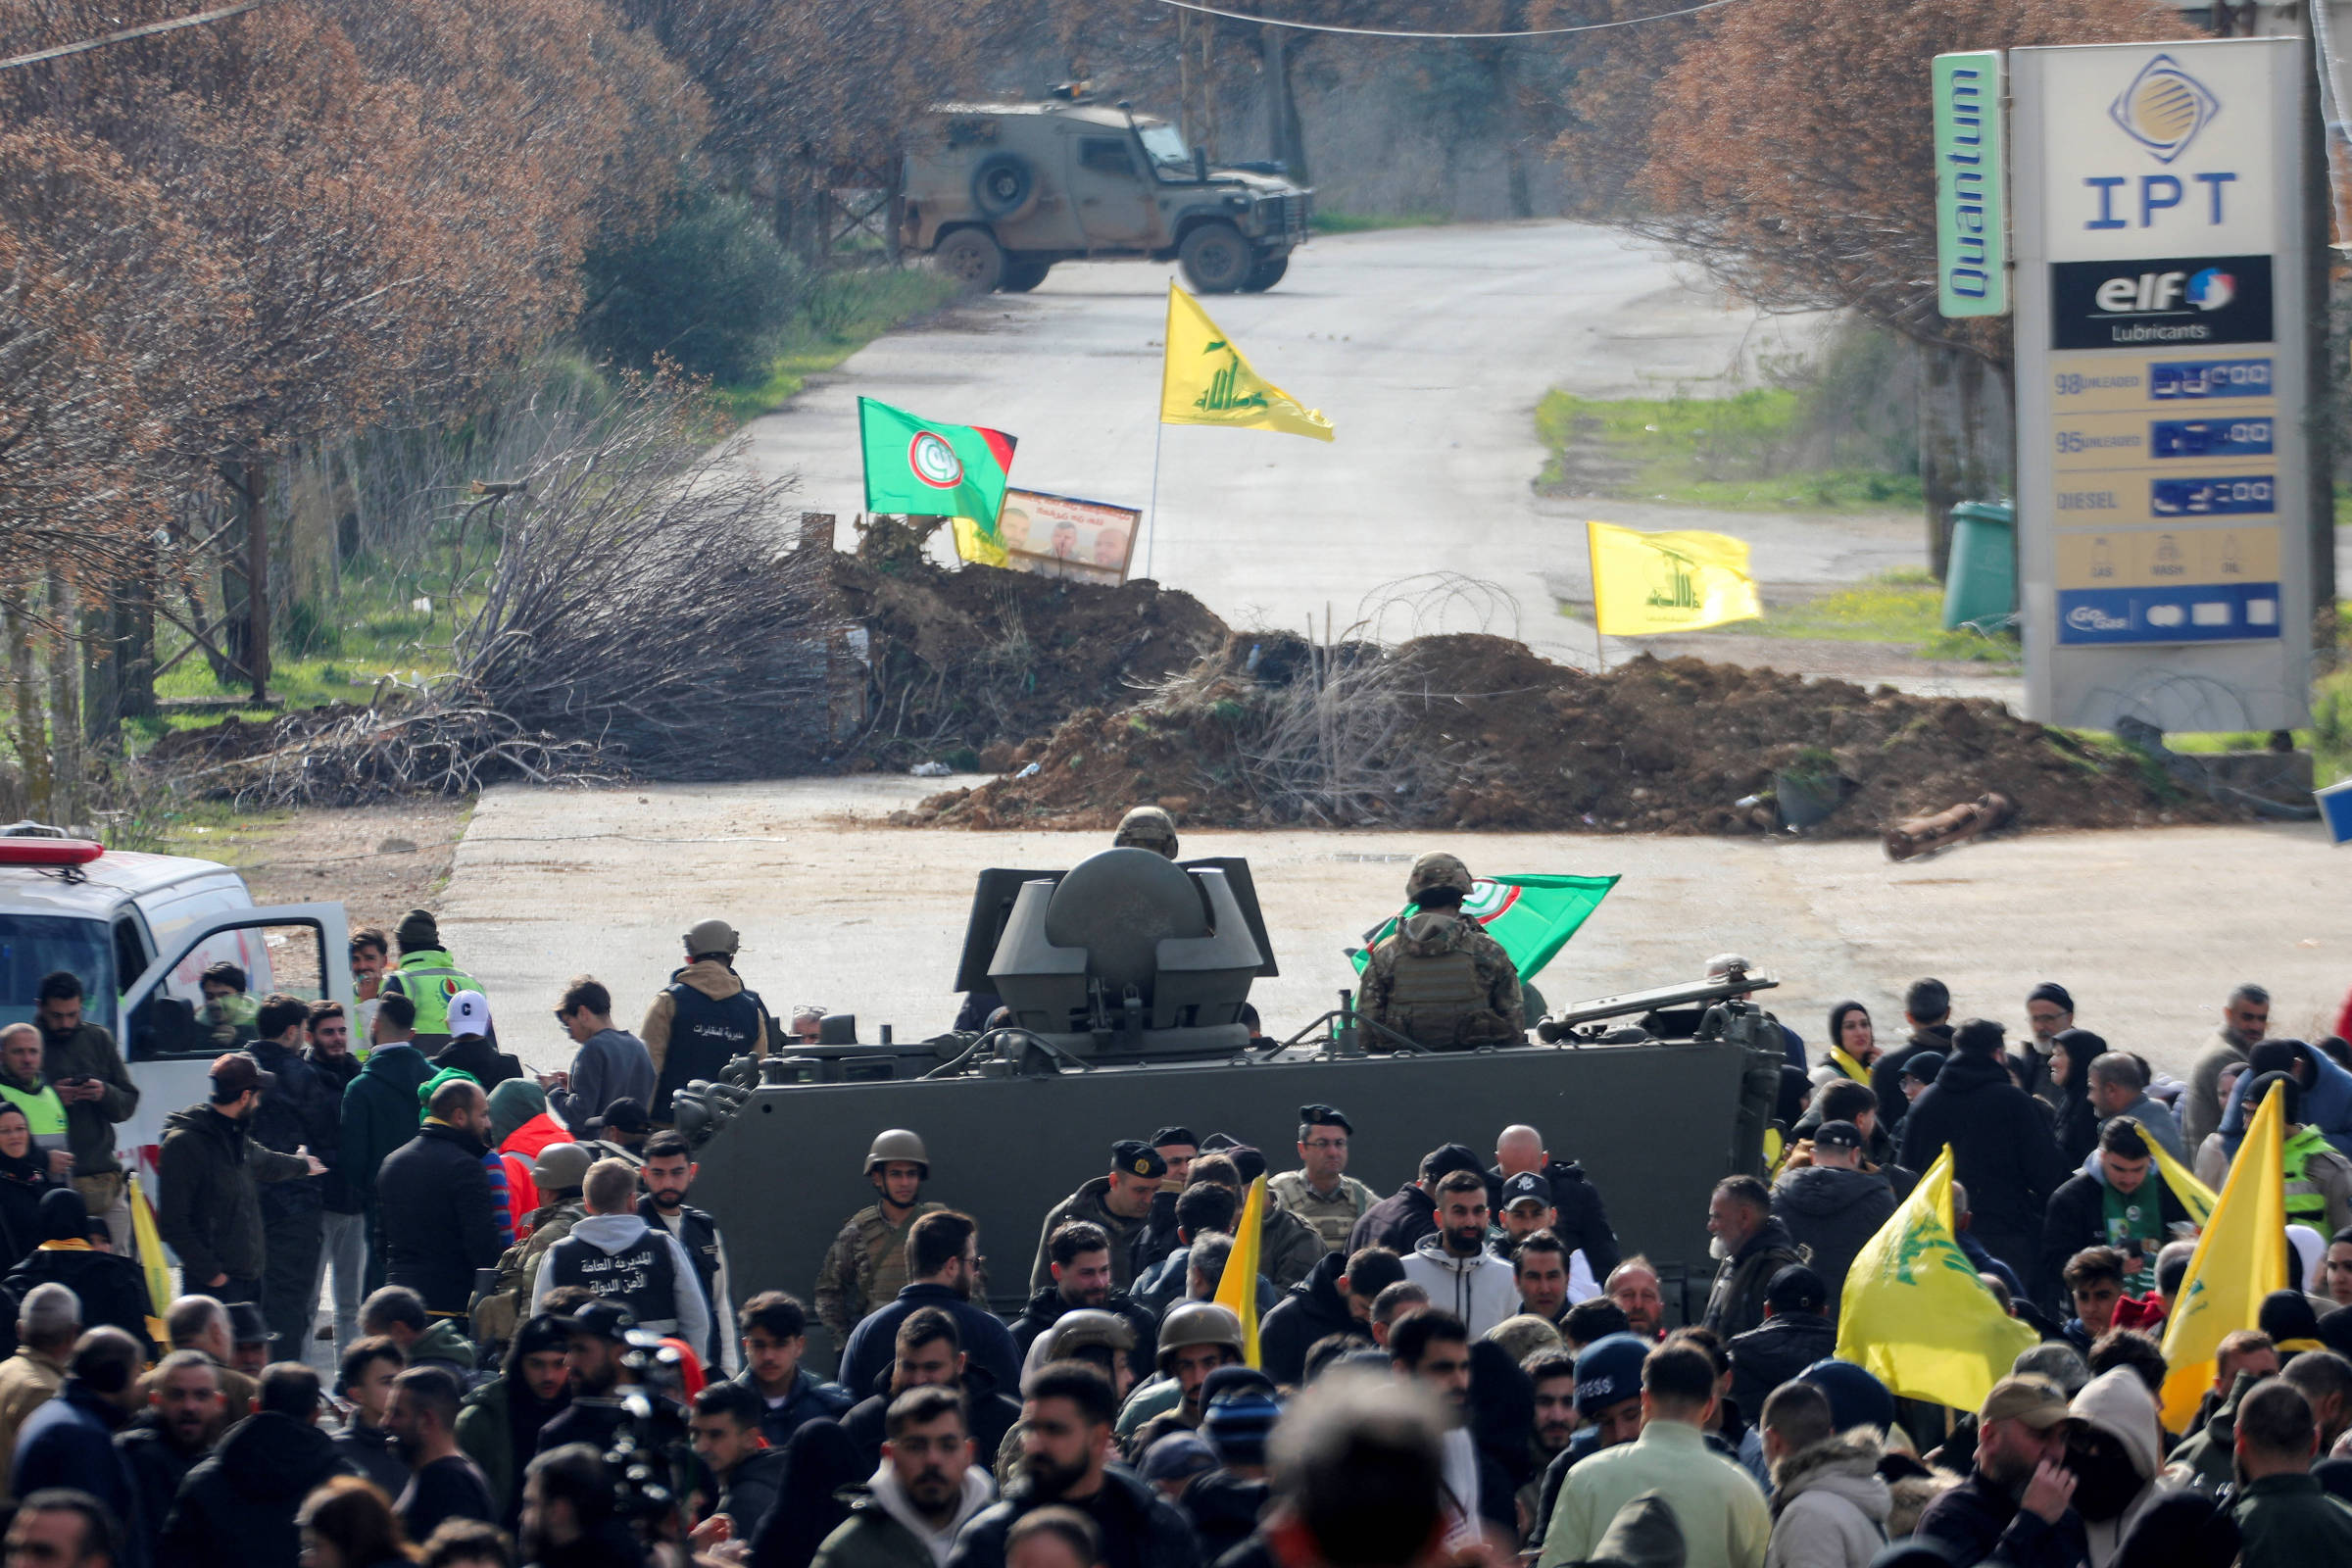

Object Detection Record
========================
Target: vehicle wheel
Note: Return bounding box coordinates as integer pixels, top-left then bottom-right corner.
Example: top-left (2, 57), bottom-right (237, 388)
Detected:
top-left (1241, 253), bottom-right (1290, 292)
top-left (935, 228), bottom-right (1006, 292)
top-left (1179, 222), bottom-right (1252, 294)
top-left (970, 153), bottom-right (1039, 221)
top-left (1001, 258), bottom-right (1053, 293)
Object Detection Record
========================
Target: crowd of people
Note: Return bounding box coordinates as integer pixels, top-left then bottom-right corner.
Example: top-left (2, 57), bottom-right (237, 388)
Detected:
top-left (3, 863), bottom-right (2352, 1568)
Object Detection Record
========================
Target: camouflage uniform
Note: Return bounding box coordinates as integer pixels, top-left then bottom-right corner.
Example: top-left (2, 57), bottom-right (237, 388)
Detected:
top-left (814, 1200), bottom-right (945, 1343)
top-left (1266, 1169), bottom-right (1379, 1254)
top-left (1359, 911), bottom-right (1524, 1049)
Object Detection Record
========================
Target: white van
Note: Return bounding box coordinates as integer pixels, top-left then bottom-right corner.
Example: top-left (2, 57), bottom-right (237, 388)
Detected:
top-left (0, 834), bottom-right (351, 1174)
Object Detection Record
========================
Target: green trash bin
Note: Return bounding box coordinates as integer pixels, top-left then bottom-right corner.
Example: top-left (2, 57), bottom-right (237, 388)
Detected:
top-left (1941, 500), bottom-right (2017, 630)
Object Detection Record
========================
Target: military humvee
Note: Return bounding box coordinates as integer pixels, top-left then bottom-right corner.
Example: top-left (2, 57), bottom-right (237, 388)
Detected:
top-left (902, 95), bottom-right (1311, 295)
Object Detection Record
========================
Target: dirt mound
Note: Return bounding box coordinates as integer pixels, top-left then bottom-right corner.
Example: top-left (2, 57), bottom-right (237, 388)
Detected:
top-left (831, 552), bottom-right (1228, 767)
top-left (910, 633), bottom-right (2228, 838)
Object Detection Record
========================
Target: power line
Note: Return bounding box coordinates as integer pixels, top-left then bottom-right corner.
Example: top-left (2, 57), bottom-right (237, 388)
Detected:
top-left (0, 0), bottom-right (270, 74)
top-left (1147, 0), bottom-right (1742, 39)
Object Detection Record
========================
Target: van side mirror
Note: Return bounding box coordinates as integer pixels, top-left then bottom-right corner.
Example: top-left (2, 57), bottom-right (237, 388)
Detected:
top-left (1193, 148), bottom-right (1209, 182)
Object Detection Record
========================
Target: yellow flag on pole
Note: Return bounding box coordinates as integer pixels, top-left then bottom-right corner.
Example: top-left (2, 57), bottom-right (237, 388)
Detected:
top-left (1160, 284), bottom-right (1334, 442)
top-left (127, 1172), bottom-right (172, 1343)
top-left (1835, 1150), bottom-right (2037, 1411)
top-left (1586, 520), bottom-right (1762, 636)
top-left (2160, 1080), bottom-right (2288, 1430)
top-left (1213, 1174), bottom-right (1268, 1367)
top-left (2128, 1118), bottom-right (2218, 1228)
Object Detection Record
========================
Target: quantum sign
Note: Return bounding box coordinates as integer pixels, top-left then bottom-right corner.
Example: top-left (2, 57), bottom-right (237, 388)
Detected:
top-left (1936, 52), bottom-right (2009, 317)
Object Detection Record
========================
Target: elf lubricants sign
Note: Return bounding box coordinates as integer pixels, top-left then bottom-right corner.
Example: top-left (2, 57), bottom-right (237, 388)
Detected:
top-left (2011, 39), bottom-right (2313, 731)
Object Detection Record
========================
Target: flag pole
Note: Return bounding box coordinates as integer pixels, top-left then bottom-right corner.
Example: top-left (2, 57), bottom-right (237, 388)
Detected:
top-left (1586, 521), bottom-right (1608, 673)
top-left (1146, 416), bottom-right (1166, 582)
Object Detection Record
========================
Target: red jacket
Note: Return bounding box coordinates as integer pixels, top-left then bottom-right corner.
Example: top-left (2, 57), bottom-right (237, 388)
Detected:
top-left (499, 1114), bottom-right (573, 1237)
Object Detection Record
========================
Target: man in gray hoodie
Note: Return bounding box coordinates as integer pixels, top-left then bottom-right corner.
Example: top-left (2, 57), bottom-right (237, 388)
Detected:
top-left (813, 1385), bottom-right (995, 1568)
top-left (538, 977), bottom-right (654, 1131)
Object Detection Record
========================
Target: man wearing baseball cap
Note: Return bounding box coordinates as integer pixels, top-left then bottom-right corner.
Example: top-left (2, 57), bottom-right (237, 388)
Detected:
top-left (431, 990), bottom-right (521, 1091)
top-left (1030, 1141), bottom-right (1164, 1295)
top-left (157, 1054), bottom-right (319, 1308)
top-left (1913, 1375), bottom-right (2088, 1568)
top-left (640, 918), bottom-right (771, 1126)
top-left (1769, 1121), bottom-right (1895, 1317)
top-left (1529, 1332), bottom-right (1648, 1545)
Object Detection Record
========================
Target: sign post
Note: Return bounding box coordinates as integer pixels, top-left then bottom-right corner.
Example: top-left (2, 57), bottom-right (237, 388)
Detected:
top-left (2011, 40), bottom-right (2314, 732)
top-left (1935, 51), bottom-right (2009, 318)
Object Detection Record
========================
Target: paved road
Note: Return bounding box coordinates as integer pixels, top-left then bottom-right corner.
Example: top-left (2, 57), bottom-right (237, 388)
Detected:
top-left (736, 222), bottom-right (1918, 670)
top-left (440, 776), bottom-right (2352, 1088)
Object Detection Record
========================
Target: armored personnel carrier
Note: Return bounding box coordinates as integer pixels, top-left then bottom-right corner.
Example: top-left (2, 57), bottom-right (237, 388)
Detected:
top-left (903, 93), bottom-right (1311, 294)
top-left (684, 850), bottom-right (1785, 1347)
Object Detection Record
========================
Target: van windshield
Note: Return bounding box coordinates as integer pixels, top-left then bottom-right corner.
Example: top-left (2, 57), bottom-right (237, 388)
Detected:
top-left (0, 916), bottom-right (115, 1034)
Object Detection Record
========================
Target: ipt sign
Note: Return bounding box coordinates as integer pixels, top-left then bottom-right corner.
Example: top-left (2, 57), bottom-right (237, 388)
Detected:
top-left (2011, 37), bottom-right (2312, 732)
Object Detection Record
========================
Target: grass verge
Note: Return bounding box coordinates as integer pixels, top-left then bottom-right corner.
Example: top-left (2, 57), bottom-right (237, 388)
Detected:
top-left (713, 268), bottom-right (963, 423)
top-left (1537, 388), bottom-right (1925, 513)
top-left (1697, 568), bottom-right (2021, 663)
top-left (1310, 209), bottom-right (1448, 235)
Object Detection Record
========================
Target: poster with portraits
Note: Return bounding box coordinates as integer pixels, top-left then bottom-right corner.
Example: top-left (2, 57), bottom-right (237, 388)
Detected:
top-left (998, 489), bottom-right (1140, 585)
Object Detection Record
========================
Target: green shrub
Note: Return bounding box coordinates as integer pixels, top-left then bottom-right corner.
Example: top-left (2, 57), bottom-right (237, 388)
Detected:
top-left (578, 188), bottom-right (804, 383)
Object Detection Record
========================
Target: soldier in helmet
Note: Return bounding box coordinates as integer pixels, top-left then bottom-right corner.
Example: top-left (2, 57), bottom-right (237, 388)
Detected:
top-left (639, 918), bottom-right (771, 1127)
top-left (1112, 806), bottom-right (1180, 859)
top-left (814, 1129), bottom-right (947, 1347)
top-left (1358, 854), bottom-right (1524, 1051)
top-left (1113, 1300), bottom-right (1244, 1441)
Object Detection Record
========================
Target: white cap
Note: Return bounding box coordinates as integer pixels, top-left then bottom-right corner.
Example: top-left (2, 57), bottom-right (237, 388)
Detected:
top-left (448, 990), bottom-right (492, 1037)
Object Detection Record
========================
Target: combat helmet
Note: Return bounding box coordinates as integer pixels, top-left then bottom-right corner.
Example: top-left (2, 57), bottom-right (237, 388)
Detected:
top-left (864, 1128), bottom-right (930, 1178)
top-left (1156, 1300), bottom-right (1244, 1370)
top-left (1112, 806), bottom-right (1180, 859)
top-left (1405, 852), bottom-right (1474, 901)
top-left (684, 917), bottom-right (741, 957)
top-left (1041, 1308), bottom-right (1138, 1360)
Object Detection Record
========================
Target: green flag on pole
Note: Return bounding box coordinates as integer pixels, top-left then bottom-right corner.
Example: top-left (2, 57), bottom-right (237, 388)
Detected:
top-left (1347, 874), bottom-right (1619, 982)
top-left (858, 396), bottom-right (1017, 527)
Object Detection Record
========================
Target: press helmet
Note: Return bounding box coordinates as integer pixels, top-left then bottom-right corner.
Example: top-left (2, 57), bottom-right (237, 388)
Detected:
top-left (1405, 852), bottom-right (1474, 901)
top-left (864, 1128), bottom-right (930, 1178)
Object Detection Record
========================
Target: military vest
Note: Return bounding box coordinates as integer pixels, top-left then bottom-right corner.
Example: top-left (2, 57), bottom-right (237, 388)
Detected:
top-left (652, 982), bottom-right (763, 1119)
top-left (1378, 928), bottom-right (1489, 1050)
top-left (644, 1198), bottom-right (724, 1363)
top-left (2282, 1127), bottom-right (2331, 1222)
top-left (545, 1223), bottom-right (680, 1328)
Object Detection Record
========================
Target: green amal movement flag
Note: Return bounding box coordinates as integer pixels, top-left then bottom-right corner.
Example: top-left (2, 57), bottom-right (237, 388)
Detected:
top-left (858, 397), bottom-right (1017, 529)
top-left (1347, 874), bottom-right (1619, 982)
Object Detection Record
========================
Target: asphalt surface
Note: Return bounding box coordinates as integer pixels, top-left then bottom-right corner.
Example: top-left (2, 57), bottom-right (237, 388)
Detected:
top-left (735, 221), bottom-right (1929, 672)
top-left (440, 775), bottom-right (2352, 1089)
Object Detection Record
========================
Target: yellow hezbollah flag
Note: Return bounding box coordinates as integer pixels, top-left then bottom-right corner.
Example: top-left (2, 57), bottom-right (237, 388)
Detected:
top-left (1214, 1174), bottom-right (1269, 1367)
top-left (1836, 1150), bottom-right (2036, 1410)
top-left (2127, 1117), bottom-right (2218, 1228)
top-left (1160, 284), bottom-right (1334, 442)
top-left (1587, 520), bottom-right (1762, 636)
top-left (127, 1172), bottom-right (172, 1338)
top-left (2160, 1080), bottom-right (2288, 1430)
top-left (951, 514), bottom-right (1008, 567)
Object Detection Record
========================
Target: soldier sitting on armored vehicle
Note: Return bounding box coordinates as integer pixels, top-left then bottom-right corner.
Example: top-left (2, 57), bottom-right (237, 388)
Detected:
top-left (816, 1130), bottom-right (948, 1348)
top-left (1359, 855), bottom-right (1525, 1051)
top-left (1112, 807), bottom-right (1180, 859)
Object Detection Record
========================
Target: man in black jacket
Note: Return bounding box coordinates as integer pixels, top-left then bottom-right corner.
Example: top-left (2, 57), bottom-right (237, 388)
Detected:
top-left (948, 1362), bottom-right (1200, 1568)
top-left (1348, 1145), bottom-right (1482, 1257)
top-left (1912, 1374), bottom-right (2090, 1568)
top-left (1769, 1121), bottom-right (1896, 1316)
top-left (1727, 1266), bottom-right (1839, 1419)
top-left (2039, 1119), bottom-right (2191, 1311)
top-left (1009, 1221), bottom-right (1158, 1386)
top-left (115, 1349), bottom-right (225, 1568)
top-left (376, 1076), bottom-right (506, 1318)
top-left (1259, 1247), bottom-right (1404, 1387)
top-left (1899, 1019), bottom-right (2069, 1292)
top-left (1700, 1175), bottom-right (1803, 1341)
top-left (1869, 978), bottom-right (1958, 1132)
top-left (160, 1363), bottom-right (355, 1568)
top-left (303, 1001), bottom-right (367, 1357)
top-left (157, 1055), bottom-right (318, 1309)
top-left (4, 1188), bottom-right (156, 1357)
top-left (247, 994), bottom-right (342, 1361)
top-left (1486, 1126), bottom-right (1622, 1281)
top-left (838, 1305), bottom-right (1021, 1476)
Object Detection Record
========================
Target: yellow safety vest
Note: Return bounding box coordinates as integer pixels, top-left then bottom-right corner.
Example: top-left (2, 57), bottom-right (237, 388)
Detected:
top-left (2282, 1126), bottom-right (2332, 1222)
top-left (0, 1077), bottom-right (69, 1150)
